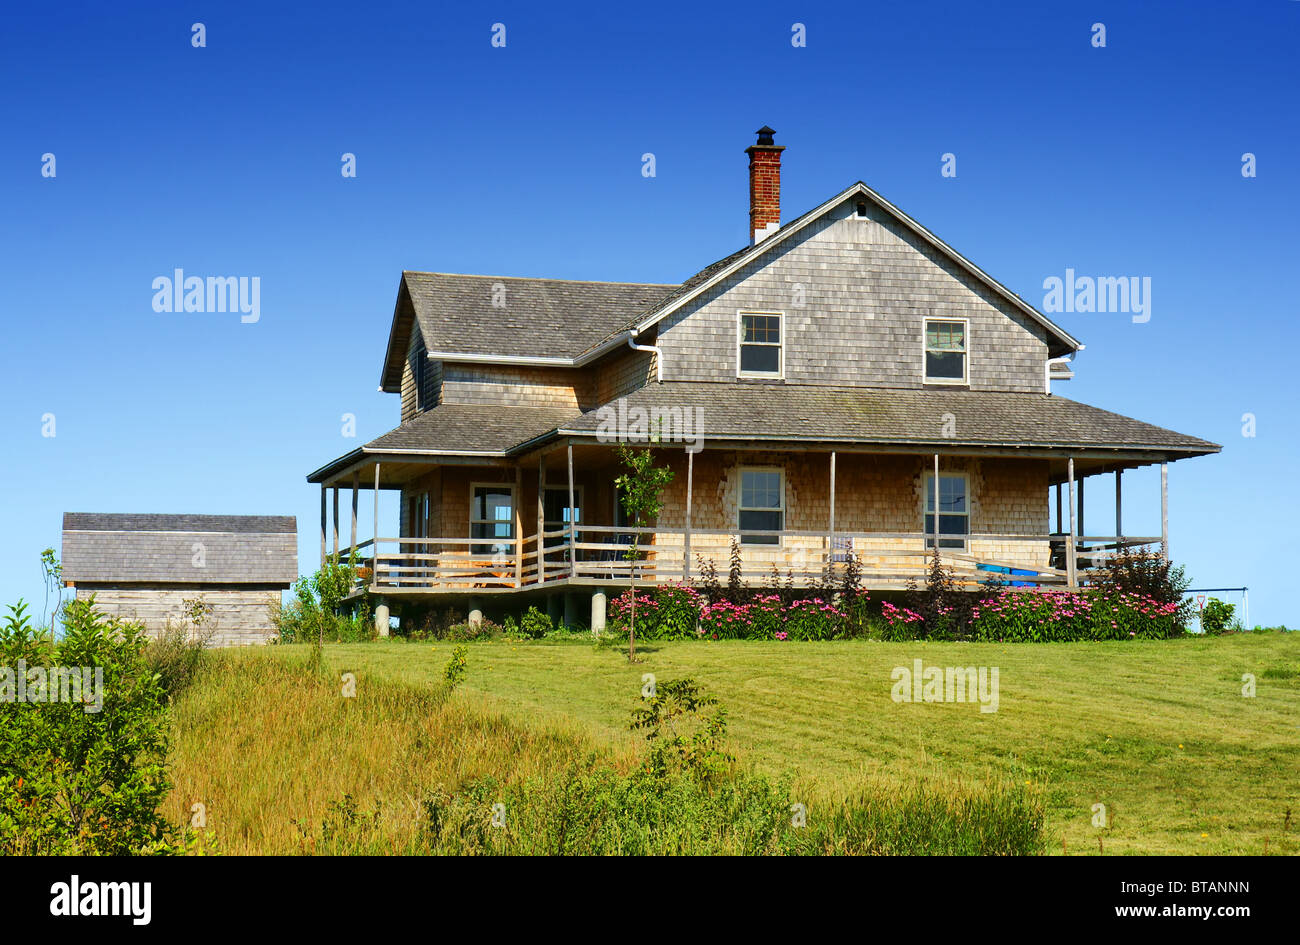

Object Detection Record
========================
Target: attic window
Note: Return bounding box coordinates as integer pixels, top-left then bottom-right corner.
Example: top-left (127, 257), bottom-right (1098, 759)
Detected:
top-left (924, 318), bottom-right (968, 384)
top-left (855, 201), bottom-right (868, 218)
top-left (738, 311), bottom-right (783, 378)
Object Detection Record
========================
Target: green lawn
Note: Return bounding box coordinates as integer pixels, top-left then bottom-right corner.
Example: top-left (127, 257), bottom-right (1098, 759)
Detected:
top-left (314, 632), bottom-right (1300, 855)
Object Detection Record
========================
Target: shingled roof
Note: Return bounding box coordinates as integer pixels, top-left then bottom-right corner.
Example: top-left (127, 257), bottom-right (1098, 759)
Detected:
top-left (62, 514), bottom-right (298, 585)
top-left (312, 384), bottom-right (1217, 485)
top-left (364, 402), bottom-right (581, 455)
top-left (557, 382), bottom-right (1221, 455)
top-left (405, 273), bottom-right (675, 358)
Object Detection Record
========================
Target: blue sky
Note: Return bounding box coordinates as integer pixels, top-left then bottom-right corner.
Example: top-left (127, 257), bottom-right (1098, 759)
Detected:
top-left (1, 0), bottom-right (1295, 626)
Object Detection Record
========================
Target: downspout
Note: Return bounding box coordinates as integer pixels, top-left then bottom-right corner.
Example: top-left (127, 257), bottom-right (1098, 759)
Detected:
top-left (1045, 346), bottom-right (1084, 395)
top-left (626, 331), bottom-right (663, 383)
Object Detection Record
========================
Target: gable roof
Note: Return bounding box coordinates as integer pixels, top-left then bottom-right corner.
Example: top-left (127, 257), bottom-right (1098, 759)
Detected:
top-left (380, 273), bottom-right (678, 391)
top-left (578, 182), bottom-right (1081, 359)
top-left (62, 513), bottom-right (298, 586)
top-left (380, 181), bottom-right (1082, 380)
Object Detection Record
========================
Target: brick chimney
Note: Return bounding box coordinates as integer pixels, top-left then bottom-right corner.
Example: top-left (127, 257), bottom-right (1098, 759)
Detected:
top-left (745, 126), bottom-right (784, 244)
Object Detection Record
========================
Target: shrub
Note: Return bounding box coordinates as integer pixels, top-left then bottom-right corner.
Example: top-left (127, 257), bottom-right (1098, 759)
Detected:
top-left (0, 599), bottom-right (178, 854)
top-left (1092, 550), bottom-right (1192, 631)
top-left (902, 548), bottom-right (974, 639)
top-left (401, 606), bottom-right (465, 641)
top-left (147, 616), bottom-right (210, 700)
top-left (503, 608), bottom-right (555, 639)
top-left (442, 645), bottom-right (468, 689)
top-left (1199, 599), bottom-right (1236, 636)
top-left (273, 554), bottom-right (374, 644)
top-left (445, 619), bottom-right (503, 642)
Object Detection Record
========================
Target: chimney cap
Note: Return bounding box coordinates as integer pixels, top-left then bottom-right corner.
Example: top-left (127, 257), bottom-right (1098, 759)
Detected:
top-left (755, 125), bottom-right (777, 146)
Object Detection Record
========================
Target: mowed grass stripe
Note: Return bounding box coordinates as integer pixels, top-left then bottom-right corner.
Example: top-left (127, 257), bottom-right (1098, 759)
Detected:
top-left (314, 633), bottom-right (1298, 854)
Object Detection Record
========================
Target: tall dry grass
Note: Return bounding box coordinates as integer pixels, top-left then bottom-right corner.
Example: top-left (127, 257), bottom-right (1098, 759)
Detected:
top-left (164, 649), bottom-right (632, 854)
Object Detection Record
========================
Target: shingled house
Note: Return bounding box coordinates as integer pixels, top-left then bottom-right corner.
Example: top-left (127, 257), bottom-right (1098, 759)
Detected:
top-left (308, 128), bottom-right (1219, 630)
top-left (62, 513), bottom-right (297, 646)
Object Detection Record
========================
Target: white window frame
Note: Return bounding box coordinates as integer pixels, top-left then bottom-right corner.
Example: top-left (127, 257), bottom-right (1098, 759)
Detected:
top-left (469, 482), bottom-right (516, 555)
top-left (738, 465), bottom-right (785, 546)
top-left (923, 317), bottom-right (970, 385)
top-left (923, 471), bottom-right (970, 550)
top-left (736, 310), bottom-right (785, 379)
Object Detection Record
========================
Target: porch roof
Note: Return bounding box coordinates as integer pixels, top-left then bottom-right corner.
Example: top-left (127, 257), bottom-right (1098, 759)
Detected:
top-left (308, 383), bottom-right (1219, 486)
top-left (306, 403), bottom-right (581, 485)
top-left (556, 382), bottom-right (1221, 456)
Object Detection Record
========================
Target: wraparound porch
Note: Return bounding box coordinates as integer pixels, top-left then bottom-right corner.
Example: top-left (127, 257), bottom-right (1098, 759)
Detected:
top-left (309, 439), bottom-right (1175, 629)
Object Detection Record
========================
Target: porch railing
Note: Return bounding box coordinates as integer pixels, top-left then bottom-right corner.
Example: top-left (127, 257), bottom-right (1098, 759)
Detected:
top-left (336, 529), bottom-right (1161, 593)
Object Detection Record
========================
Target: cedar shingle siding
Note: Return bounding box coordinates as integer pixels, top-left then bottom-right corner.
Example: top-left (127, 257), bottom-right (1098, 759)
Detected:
top-left (62, 513), bottom-right (297, 646)
top-left (655, 199), bottom-right (1048, 391)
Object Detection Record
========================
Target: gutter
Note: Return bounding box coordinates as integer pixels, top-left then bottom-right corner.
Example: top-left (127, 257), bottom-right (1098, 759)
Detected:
top-left (1045, 347), bottom-right (1082, 394)
top-left (626, 330), bottom-right (663, 382)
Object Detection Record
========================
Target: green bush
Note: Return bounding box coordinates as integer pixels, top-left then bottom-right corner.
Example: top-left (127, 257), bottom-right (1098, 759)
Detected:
top-left (1199, 599), bottom-right (1236, 636)
top-left (0, 599), bottom-right (179, 854)
top-left (274, 554), bottom-right (374, 643)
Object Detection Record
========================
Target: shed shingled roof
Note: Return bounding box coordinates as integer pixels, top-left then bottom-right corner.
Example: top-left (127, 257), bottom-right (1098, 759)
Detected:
top-left (62, 513), bottom-right (298, 586)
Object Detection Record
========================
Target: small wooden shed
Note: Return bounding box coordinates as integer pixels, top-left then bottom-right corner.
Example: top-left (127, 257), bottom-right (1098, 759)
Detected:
top-left (62, 513), bottom-right (298, 646)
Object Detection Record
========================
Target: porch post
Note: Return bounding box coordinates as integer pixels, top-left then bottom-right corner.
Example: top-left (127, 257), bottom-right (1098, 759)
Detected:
top-left (1160, 461), bottom-right (1169, 562)
top-left (319, 484), bottom-right (327, 567)
top-left (683, 448), bottom-right (694, 581)
top-left (1066, 457), bottom-right (1078, 588)
top-left (1077, 476), bottom-right (1085, 544)
top-left (1114, 468), bottom-right (1122, 545)
top-left (537, 456), bottom-right (547, 580)
top-left (567, 443), bottom-right (577, 579)
top-left (373, 463), bottom-right (380, 581)
top-left (332, 486), bottom-right (340, 557)
top-left (826, 449), bottom-right (837, 540)
top-left (514, 464), bottom-right (524, 587)
top-left (932, 454), bottom-right (940, 552)
top-left (350, 472), bottom-right (359, 554)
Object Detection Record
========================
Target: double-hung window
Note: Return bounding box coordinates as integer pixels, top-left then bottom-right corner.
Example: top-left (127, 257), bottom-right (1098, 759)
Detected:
top-left (470, 485), bottom-right (514, 557)
top-left (739, 468), bottom-right (783, 545)
top-left (923, 473), bottom-right (969, 549)
top-left (738, 312), bottom-right (783, 378)
top-left (924, 318), bottom-right (967, 383)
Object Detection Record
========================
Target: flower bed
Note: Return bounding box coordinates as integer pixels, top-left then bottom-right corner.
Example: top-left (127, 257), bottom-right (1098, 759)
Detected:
top-left (609, 581), bottom-right (1183, 643)
top-left (970, 588), bottom-right (1182, 642)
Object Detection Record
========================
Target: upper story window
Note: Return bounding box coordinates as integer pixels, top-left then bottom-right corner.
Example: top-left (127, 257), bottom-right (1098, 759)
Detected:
top-left (738, 311), bottom-right (783, 378)
top-left (739, 467), bottom-right (783, 545)
top-left (924, 318), bottom-right (968, 384)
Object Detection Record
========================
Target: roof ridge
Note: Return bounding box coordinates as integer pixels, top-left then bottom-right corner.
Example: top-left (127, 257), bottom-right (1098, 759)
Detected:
top-left (403, 271), bottom-right (678, 287)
